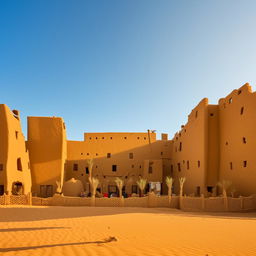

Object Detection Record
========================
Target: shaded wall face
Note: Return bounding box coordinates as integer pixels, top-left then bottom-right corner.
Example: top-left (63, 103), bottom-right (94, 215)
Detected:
top-left (172, 99), bottom-right (208, 196)
top-left (27, 117), bottom-right (66, 196)
top-left (66, 133), bottom-right (172, 194)
top-left (0, 105), bottom-right (31, 194)
top-left (218, 85), bottom-right (256, 196)
top-left (206, 105), bottom-right (219, 188)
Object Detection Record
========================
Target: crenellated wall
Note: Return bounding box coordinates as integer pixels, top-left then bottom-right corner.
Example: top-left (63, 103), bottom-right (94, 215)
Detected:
top-left (218, 83), bottom-right (256, 196)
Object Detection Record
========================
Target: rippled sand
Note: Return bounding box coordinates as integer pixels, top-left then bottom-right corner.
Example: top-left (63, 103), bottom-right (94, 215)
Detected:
top-left (0, 206), bottom-right (256, 256)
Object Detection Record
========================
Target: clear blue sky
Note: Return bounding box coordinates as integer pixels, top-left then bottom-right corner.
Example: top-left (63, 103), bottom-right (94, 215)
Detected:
top-left (1, 0), bottom-right (256, 140)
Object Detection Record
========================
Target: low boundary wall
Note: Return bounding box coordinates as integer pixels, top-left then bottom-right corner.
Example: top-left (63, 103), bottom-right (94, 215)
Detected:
top-left (1, 193), bottom-right (255, 212)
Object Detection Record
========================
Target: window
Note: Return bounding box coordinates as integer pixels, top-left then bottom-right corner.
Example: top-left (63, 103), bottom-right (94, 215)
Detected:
top-left (129, 153), bottom-right (133, 159)
top-left (179, 142), bottom-right (182, 151)
top-left (73, 163), bottom-right (78, 171)
top-left (195, 111), bottom-right (198, 118)
top-left (198, 160), bottom-right (200, 168)
top-left (187, 160), bottom-right (189, 170)
top-left (81, 153), bottom-right (83, 155)
top-left (107, 153), bottom-right (111, 158)
top-left (132, 185), bottom-right (138, 194)
top-left (89, 137), bottom-right (92, 140)
top-left (207, 186), bottom-right (213, 193)
top-left (112, 165), bottom-right (117, 172)
top-left (230, 162), bottom-right (233, 170)
top-left (243, 161), bottom-right (247, 167)
top-left (96, 153), bottom-right (98, 156)
top-left (160, 152), bottom-right (163, 156)
top-left (137, 137), bottom-right (140, 139)
top-left (243, 137), bottom-right (246, 144)
top-left (40, 185), bottom-right (53, 198)
top-left (0, 164), bottom-right (3, 171)
top-left (148, 166), bottom-right (153, 174)
top-left (110, 137), bottom-right (113, 140)
top-left (85, 167), bottom-right (89, 174)
top-left (0, 185), bottom-right (4, 196)
top-left (95, 137), bottom-right (98, 140)
top-left (144, 137), bottom-right (146, 140)
top-left (131, 165), bottom-right (134, 168)
top-left (240, 107), bottom-right (244, 115)
top-left (17, 158), bottom-right (22, 171)
top-left (87, 153), bottom-right (89, 156)
top-left (102, 137), bottom-right (104, 139)
top-left (225, 141), bottom-right (228, 146)
top-left (178, 163), bottom-right (181, 172)
top-left (124, 137), bottom-right (127, 139)
top-left (238, 90), bottom-right (242, 95)
top-left (139, 165), bottom-right (142, 169)
top-left (15, 131), bottom-right (18, 139)
top-left (210, 113), bottom-right (214, 117)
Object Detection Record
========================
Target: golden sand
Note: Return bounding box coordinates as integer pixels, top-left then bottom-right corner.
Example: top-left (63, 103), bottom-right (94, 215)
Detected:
top-left (0, 206), bottom-right (256, 256)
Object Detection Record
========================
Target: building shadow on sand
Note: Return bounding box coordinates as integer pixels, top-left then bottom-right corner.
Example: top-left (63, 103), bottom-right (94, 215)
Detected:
top-left (0, 236), bottom-right (117, 252)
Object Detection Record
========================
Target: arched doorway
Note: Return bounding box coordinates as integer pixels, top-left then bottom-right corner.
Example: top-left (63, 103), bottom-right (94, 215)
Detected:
top-left (12, 182), bottom-right (24, 195)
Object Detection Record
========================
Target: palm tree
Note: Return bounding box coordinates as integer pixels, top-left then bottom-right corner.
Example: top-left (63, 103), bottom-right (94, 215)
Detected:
top-left (55, 180), bottom-right (62, 194)
top-left (165, 176), bottom-right (174, 205)
top-left (217, 180), bottom-right (232, 211)
top-left (115, 177), bottom-right (124, 198)
top-left (136, 178), bottom-right (147, 197)
top-left (217, 180), bottom-right (232, 198)
top-left (179, 177), bottom-right (186, 197)
top-left (87, 158), bottom-right (94, 195)
top-left (91, 177), bottom-right (100, 198)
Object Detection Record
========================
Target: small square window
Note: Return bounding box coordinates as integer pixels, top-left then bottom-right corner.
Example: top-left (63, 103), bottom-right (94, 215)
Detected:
top-left (129, 153), bottom-right (133, 159)
top-left (107, 153), bottom-right (111, 158)
top-left (243, 161), bottom-right (247, 167)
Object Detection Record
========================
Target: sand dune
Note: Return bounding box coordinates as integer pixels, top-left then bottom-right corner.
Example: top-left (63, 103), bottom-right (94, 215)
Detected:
top-left (0, 206), bottom-right (256, 256)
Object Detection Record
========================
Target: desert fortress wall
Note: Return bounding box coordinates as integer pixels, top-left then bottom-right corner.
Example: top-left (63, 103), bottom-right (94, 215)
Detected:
top-left (0, 83), bottom-right (255, 197)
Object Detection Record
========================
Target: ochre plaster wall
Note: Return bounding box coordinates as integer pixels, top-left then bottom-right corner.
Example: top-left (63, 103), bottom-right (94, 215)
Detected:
top-left (0, 104), bottom-right (31, 194)
top-left (66, 132), bottom-right (172, 195)
top-left (27, 116), bottom-right (67, 196)
top-left (218, 83), bottom-right (256, 196)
